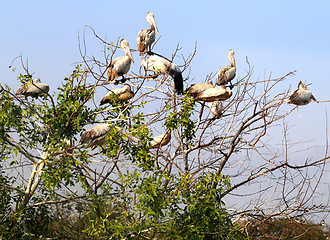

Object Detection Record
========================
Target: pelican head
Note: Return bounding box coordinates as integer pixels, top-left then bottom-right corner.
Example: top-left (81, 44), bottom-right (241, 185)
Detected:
top-left (298, 81), bottom-right (308, 90)
top-left (146, 12), bottom-right (159, 34)
top-left (120, 39), bottom-right (134, 63)
top-left (33, 78), bottom-right (41, 83)
top-left (228, 49), bottom-right (236, 67)
top-left (122, 84), bottom-right (131, 93)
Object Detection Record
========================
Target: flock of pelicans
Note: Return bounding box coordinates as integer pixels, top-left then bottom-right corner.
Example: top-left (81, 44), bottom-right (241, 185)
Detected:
top-left (14, 12), bottom-right (318, 151)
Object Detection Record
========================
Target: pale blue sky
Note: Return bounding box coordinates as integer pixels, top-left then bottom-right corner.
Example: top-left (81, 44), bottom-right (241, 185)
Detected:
top-left (1, 1), bottom-right (330, 90)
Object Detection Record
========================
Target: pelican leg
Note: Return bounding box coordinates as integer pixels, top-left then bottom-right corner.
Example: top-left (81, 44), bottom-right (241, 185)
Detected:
top-left (150, 73), bottom-right (160, 79)
top-left (228, 80), bottom-right (234, 90)
top-left (120, 77), bottom-right (127, 83)
top-left (142, 66), bottom-right (159, 79)
top-left (101, 146), bottom-right (106, 154)
top-left (114, 77), bottom-right (126, 85)
top-left (147, 51), bottom-right (155, 56)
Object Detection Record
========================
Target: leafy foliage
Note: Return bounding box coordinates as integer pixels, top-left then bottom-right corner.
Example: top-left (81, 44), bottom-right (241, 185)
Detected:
top-left (45, 65), bottom-right (96, 141)
top-left (165, 94), bottom-right (196, 146)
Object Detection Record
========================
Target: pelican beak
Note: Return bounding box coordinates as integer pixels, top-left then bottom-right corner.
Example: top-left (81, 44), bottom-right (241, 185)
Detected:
top-left (229, 53), bottom-right (236, 67)
top-left (128, 49), bottom-right (134, 63)
top-left (124, 46), bottom-right (134, 63)
top-left (151, 15), bottom-right (159, 34)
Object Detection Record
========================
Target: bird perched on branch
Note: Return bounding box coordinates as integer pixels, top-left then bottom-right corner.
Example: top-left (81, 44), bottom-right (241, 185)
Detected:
top-left (217, 49), bottom-right (236, 87)
top-left (107, 39), bottom-right (134, 84)
top-left (80, 124), bottom-right (110, 150)
top-left (137, 12), bottom-right (159, 55)
top-left (186, 81), bottom-right (214, 98)
top-left (289, 81), bottom-right (318, 106)
top-left (100, 85), bottom-right (134, 105)
top-left (141, 55), bottom-right (184, 95)
top-left (194, 85), bottom-right (232, 102)
top-left (15, 78), bottom-right (49, 97)
top-left (208, 101), bottom-right (223, 118)
top-left (149, 131), bottom-right (171, 149)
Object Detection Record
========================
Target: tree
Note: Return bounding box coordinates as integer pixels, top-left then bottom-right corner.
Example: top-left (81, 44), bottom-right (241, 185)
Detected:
top-left (0, 24), bottom-right (328, 239)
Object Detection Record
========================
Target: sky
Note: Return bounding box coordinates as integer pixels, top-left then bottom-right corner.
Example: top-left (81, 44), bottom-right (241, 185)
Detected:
top-left (1, 1), bottom-right (330, 99)
top-left (1, 0), bottom-right (330, 220)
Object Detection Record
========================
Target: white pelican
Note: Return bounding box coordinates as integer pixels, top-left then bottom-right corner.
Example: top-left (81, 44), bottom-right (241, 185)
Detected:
top-left (194, 85), bottom-right (232, 102)
top-left (100, 85), bottom-right (134, 105)
top-left (80, 124), bottom-right (110, 150)
top-left (15, 78), bottom-right (49, 97)
top-left (289, 81), bottom-right (317, 106)
top-left (140, 55), bottom-right (184, 95)
top-left (107, 39), bottom-right (134, 84)
top-left (186, 81), bottom-right (214, 98)
top-left (149, 131), bottom-right (171, 149)
top-left (208, 101), bottom-right (223, 118)
top-left (137, 12), bottom-right (159, 56)
top-left (217, 49), bottom-right (236, 87)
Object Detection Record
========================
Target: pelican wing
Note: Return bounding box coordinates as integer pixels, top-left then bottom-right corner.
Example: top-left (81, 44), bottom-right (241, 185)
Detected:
top-left (208, 101), bottom-right (223, 118)
top-left (100, 86), bottom-right (131, 105)
top-left (141, 56), bottom-right (168, 74)
top-left (80, 124), bottom-right (110, 146)
top-left (226, 67), bottom-right (236, 81)
top-left (149, 132), bottom-right (171, 149)
top-left (92, 124), bottom-right (111, 138)
top-left (187, 82), bottom-right (213, 98)
top-left (118, 91), bottom-right (134, 102)
top-left (89, 135), bottom-right (107, 150)
top-left (289, 89), bottom-right (313, 106)
top-left (217, 65), bottom-right (236, 85)
top-left (107, 57), bottom-right (122, 81)
top-left (79, 129), bottom-right (93, 144)
top-left (115, 56), bottom-right (132, 75)
top-left (195, 87), bottom-right (232, 102)
top-left (16, 82), bottom-right (49, 96)
top-left (107, 56), bottom-right (132, 82)
top-left (137, 29), bottom-right (155, 55)
top-left (137, 29), bottom-right (147, 54)
top-left (15, 84), bottom-right (28, 96)
top-left (100, 91), bottom-right (134, 105)
top-left (169, 63), bottom-right (184, 95)
top-left (88, 124), bottom-right (111, 149)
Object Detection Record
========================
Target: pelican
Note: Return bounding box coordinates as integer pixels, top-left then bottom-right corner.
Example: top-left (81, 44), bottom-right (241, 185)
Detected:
top-left (107, 39), bottom-right (134, 84)
top-left (141, 55), bottom-right (184, 94)
top-left (217, 49), bottom-right (236, 87)
top-left (137, 12), bottom-right (159, 56)
top-left (100, 85), bottom-right (134, 105)
top-left (80, 124), bottom-right (110, 150)
top-left (208, 101), bottom-right (223, 118)
top-left (289, 81), bottom-right (317, 106)
top-left (15, 78), bottom-right (49, 97)
top-left (186, 81), bottom-right (214, 98)
top-left (195, 85), bottom-right (232, 102)
top-left (149, 131), bottom-right (171, 149)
